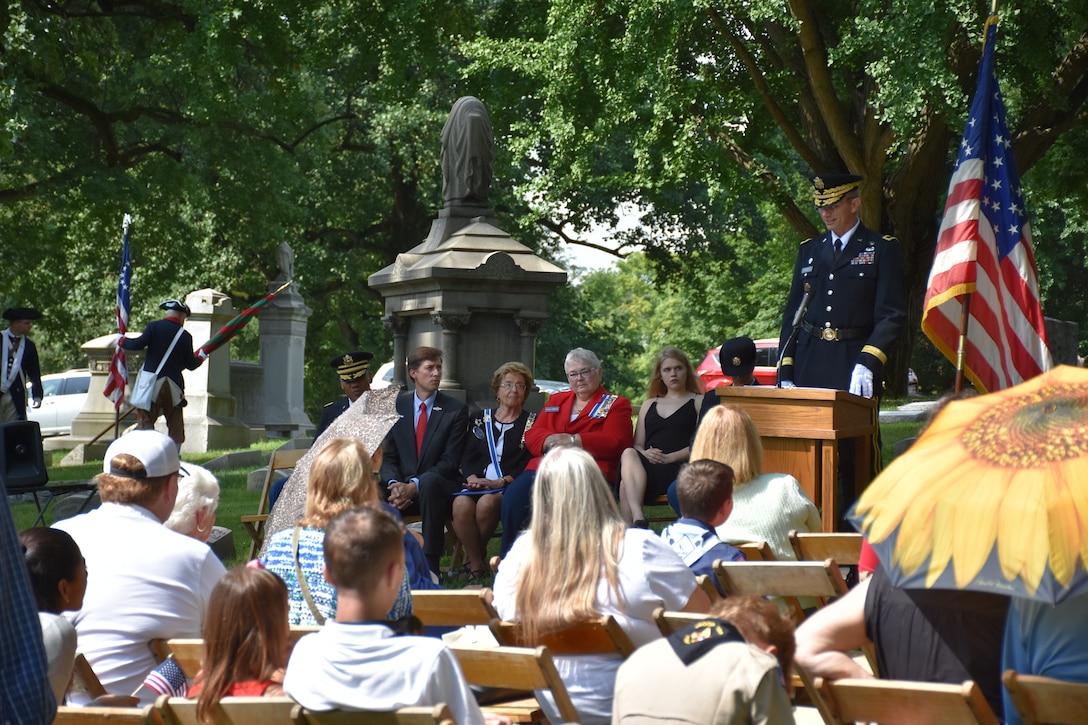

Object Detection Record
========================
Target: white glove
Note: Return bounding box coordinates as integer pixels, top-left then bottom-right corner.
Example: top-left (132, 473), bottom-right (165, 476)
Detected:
top-left (31, 399), bottom-right (41, 409)
top-left (849, 364), bottom-right (874, 398)
top-left (197, 349), bottom-right (209, 361)
top-left (779, 380), bottom-right (797, 389)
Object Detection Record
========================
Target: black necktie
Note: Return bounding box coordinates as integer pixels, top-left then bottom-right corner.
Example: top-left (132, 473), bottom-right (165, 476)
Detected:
top-left (834, 238), bottom-right (843, 258)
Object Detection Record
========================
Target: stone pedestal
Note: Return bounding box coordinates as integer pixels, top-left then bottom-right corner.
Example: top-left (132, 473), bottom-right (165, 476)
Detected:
top-left (369, 220), bottom-right (567, 408)
top-left (259, 280), bottom-right (313, 437)
top-left (179, 289), bottom-right (258, 454)
top-left (70, 335), bottom-right (142, 447)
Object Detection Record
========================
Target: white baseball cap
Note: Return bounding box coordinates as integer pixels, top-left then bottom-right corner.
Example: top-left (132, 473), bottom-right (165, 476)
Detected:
top-left (103, 430), bottom-right (180, 479)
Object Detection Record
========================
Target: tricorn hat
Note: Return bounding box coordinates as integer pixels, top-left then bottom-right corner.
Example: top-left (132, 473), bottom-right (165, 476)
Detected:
top-left (330, 351), bottom-right (374, 381)
top-left (719, 336), bottom-right (756, 378)
top-left (3, 307), bottom-right (42, 322)
top-left (810, 172), bottom-right (863, 208)
top-left (159, 299), bottom-right (192, 316)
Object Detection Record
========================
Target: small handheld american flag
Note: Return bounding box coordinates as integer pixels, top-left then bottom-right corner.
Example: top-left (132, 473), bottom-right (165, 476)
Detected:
top-left (138, 656), bottom-right (188, 698)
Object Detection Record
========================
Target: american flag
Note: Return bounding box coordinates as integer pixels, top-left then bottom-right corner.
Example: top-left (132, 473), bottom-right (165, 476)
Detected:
top-left (141, 656), bottom-right (188, 698)
top-left (921, 17), bottom-right (1051, 393)
top-left (102, 214), bottom-right (132, 409)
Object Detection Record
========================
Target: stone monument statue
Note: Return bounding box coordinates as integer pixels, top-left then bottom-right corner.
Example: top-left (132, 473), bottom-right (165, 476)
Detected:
top-left (441, 96), bottom-right (494, 209)
top-left (275, 241), bottom-right (295, 282)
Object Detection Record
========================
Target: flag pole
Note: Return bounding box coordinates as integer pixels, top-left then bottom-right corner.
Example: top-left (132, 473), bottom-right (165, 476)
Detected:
top-left (954, 295), bottom-right (971, 394)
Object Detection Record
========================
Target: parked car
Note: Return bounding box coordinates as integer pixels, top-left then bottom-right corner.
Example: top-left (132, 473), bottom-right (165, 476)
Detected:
top-left (27, 369), bottom-right (91, 436)
top-left (696, 338), bottom-right (780, 389)
top-left (697, 340), bottom-right (919, 393)
top-left (370, 361), bottom-right (395, 389)
top-left (534, 379), bottom-right (570, 396)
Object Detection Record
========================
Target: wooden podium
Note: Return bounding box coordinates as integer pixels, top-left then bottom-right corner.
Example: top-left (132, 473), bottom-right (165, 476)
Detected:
top-left (713, 387), bottom-right (878, 533)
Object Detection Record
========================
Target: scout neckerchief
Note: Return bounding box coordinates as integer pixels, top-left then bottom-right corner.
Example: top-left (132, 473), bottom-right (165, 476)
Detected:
top-left (1, 332), bottom-right (25, 394)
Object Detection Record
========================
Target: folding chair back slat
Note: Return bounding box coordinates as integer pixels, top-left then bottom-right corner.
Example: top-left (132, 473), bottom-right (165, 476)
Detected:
top-left (788, 530), bottom-right (862, 565)
top-left (157, 695), bottom-right (297, 725)
top-left (451, 645), bottom-right (576, 724)
top-left (291, 704), bottom-right (457, 725)
top-left (489, 616), bottom-right (635, 658)
top-left (818, 677), bottom-right (998, 725)
top-left (72, 653), bottom-right (108, 699)
top-left (53, 704), bottom-right (161, 725)
top-left (734, 541), bottom-right (776, 561)
top-left (409, 589), bottom-right (499, 627)
top-left (1002, 670), bottom-right (1088, 725)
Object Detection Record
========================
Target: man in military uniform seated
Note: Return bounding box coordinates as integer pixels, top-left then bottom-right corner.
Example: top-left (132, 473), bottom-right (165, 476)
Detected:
top-left (777, 172), bottom-right (906, 527)
top-left (315, 351), bottom-right (374, 439)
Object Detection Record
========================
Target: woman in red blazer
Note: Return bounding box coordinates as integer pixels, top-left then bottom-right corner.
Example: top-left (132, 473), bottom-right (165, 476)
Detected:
top-left (499, 348), bottom-right (633, 555)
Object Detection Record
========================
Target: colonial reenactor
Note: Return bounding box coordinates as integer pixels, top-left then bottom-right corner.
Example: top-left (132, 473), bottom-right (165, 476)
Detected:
top-left (314, 350), bottom-right (374, 439)
top-left (1, 307), bottom-right (43, 423)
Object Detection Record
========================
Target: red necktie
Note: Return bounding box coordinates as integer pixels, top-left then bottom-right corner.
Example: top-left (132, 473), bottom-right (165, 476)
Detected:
top-left (415, 401), bottom-right (427, 457)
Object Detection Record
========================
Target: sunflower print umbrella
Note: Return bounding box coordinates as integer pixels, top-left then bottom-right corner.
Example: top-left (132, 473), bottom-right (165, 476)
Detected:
top-left (849, 365), bottom-right (1088, 604)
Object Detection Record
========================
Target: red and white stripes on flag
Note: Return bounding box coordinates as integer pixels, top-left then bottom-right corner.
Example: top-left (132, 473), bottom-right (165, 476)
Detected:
top-left (921, 17), bottom-right (1051, 393)
top-left (102, 214), bottom-right (132, 409)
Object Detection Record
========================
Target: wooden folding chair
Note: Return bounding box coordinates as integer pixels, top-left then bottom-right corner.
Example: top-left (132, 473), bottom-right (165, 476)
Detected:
top-left (735, 540), bottom-right (777, 561)
top-left (53, 704), bottom-right (162, 725)
top-left (490, 615), bottom-right (636, 658)
top-left (788, 530), bottom-right (862, 566)
top-left (1002, 670), bottom-right (1088, 725)
top-left (72, 652), bottom-right (108, 699)
top-left (451, 645), bottom-right (575, 724)
top-left (695, 574), bottom-right (722, 603)
top-left (291, 704), bottom-right (457, 725)
top-left (156, 695), bottom-right (297, 724)
top-left (816, 677), bottom-right (999, 724)
top-left (712, 559), bottom-right (848, 622)
top-left (148, 639), bottom-right (203, 679)
top-left (409, 589), bottom-right (499, 627)
top-left (242, 447), bottom-right (308, 560)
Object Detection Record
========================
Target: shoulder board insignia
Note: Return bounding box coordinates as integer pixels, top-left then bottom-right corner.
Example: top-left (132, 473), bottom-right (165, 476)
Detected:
top-left (882, 234), bottom-right (898, 243)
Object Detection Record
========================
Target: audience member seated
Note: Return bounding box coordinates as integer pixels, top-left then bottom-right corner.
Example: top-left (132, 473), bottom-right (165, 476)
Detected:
top-left (794, 565), bottom-right (1009, 718)
top-left (53, 430), bottom-right (226, 705)
top-left (452, 362), bottom-right (536, 581)
top-left (189, 567), bottom-right (289, 718)
top-left (1002, 591), bottom-right (1088, 724)
top-left (613, 596), bottom-right (796, 724)
top-left (261, 438), bottom-right (424, 626)
top-left (381, 346), bottom-right (469, 575)
top-left (19, 527), bottom-right (86, 704)
top-left (695, 405), bottom-right (820, 560)
top-left (618, 347), bottom-right (702, 527)
top-left (283, 506), bottom-right (501, 725)
top-left (668, 336), bottom-right (760, 513)
top-left (493, 447), bottom-right (710, 724)
top-left (499, 348), bottom-right (633, 555)
top-left (660, 460), bottom-right (745, 595)
top-left (164, 462), bottom-right (220, 542)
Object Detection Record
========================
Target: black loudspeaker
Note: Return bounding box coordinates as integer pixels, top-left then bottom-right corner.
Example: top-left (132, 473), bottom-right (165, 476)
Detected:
top-left (0, 420), bottom-right (48, 492)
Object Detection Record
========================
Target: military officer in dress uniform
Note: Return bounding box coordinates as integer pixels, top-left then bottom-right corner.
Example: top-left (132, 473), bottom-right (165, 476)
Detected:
top-left (778, 173), bottom-right (906, 395)
top-left (777, 173), bottom-right (906, 528)
top-left (314, 351), bottom-right (374, 439)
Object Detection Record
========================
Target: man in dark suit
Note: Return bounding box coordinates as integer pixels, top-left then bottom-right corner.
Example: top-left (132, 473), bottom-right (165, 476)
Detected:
top-left (380, 345), bottom-right (467, 574)
top-left (315, 350), bottom-right (373, 439)
top-left (777, 173), bottom-right (906, 528)
top-left (0, 307), bottom-right (43, 423)
top-left (119, 299), bottom-right (206, 447)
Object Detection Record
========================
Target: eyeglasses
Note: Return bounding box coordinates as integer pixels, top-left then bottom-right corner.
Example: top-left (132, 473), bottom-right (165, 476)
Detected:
top-left (499, 382), bottom-right (527, 391)
top-left (566, 368), bottom-right (596, 380)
